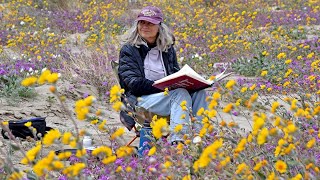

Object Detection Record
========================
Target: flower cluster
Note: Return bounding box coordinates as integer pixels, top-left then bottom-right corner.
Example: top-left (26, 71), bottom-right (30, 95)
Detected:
top-left (1, 0), bottom-right (320, 179)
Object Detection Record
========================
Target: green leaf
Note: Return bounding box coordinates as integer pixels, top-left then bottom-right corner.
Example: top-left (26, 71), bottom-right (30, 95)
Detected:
top-left (9, 143), bottom-right (20, 151)
top-left (27, 171), bottom-right (39, 180)
top-left (257, 171), bottom-right (266, 179)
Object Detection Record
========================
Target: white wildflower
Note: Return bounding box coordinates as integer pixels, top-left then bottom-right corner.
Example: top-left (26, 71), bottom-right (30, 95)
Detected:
top-left (192, 136), bottom-right (202, 144)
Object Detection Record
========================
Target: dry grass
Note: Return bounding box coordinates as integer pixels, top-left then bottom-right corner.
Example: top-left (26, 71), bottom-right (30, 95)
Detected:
top-left (61, 49), bottom-right (117, 99)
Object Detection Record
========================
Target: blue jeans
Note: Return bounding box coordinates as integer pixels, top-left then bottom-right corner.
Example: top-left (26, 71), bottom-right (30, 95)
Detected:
top-left (137, 88), bottom-right (208, 142)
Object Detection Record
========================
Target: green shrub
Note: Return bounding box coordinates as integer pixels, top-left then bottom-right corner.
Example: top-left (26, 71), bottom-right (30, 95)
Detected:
top-left (0, 75), bottom-right (37, 104)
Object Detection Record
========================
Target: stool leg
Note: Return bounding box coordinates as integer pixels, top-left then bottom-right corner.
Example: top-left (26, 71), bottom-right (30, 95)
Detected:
top-left (126, 136), bottom-right (138, 146)
top-left (126, 126), bottom-right (139, 146)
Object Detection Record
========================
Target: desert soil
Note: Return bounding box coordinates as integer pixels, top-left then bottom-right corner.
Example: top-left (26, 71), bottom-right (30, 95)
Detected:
top-left (0, 77), bottom-right (254, 174)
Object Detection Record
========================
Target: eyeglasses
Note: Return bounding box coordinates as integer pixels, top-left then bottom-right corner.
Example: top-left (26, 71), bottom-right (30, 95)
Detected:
top-left (138, 20), bottom-right (157, 27)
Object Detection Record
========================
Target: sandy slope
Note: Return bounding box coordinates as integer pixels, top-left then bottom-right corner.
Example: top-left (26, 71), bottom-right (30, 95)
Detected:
top-left (0, 77), bottom-right (255, 174)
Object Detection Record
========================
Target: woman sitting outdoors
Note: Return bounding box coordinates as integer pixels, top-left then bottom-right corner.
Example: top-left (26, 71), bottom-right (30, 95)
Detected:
top-left (118, 6), bottom-right (208, 145)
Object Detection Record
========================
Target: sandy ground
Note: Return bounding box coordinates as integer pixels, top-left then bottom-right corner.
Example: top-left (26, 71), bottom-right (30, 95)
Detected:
top-left (0, 77), bottom-right (256, 174)
top-left (0, 79), bottom-right (138, 173)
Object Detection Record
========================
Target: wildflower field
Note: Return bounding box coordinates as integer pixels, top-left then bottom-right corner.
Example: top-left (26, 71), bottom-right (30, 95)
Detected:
top-left (0, 0), bottom-right (319, 179)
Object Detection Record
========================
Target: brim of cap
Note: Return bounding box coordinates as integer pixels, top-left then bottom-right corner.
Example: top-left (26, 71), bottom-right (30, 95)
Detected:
top-left (136, 17), bottom-right (161, 24)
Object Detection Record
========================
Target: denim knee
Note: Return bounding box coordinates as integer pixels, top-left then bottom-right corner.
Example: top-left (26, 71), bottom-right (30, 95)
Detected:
top-left (171, 88), bottom-right (192, 103)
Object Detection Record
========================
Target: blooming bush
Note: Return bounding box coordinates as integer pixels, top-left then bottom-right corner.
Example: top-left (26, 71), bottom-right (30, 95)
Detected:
top-left (0, 0), bottom-right (319, 179)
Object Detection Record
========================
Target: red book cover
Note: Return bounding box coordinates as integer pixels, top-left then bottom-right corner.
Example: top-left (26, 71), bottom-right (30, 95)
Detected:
top-left (152, 75), bottom-right (211, 91)
top-left (152, 64), bottom-right (233, 92)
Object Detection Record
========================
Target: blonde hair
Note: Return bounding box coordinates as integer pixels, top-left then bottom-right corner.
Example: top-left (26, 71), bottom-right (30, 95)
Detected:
top-left (120, 21), bottom-right (174, 52)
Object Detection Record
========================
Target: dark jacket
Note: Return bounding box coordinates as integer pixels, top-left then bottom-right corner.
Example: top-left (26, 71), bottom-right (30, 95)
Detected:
top-left (118, 43), bottom-right (180, 105)
top-left (118, 43), bottom-right (180, 130)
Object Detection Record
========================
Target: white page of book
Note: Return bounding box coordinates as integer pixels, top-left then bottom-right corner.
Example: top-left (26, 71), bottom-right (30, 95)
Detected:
top-left (154, 64), bottom-right (211, 85)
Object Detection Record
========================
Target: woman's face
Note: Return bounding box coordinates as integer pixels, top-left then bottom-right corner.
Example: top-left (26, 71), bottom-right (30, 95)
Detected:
top-left (138, 20), bottom-right (159, 44)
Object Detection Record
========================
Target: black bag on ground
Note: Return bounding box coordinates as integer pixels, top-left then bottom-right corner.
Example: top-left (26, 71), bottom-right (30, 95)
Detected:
top-left (1, 117), bottom-right (50, 139)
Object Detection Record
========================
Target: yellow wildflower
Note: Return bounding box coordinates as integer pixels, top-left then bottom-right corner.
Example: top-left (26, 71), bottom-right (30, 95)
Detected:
top-left (180, 100), bottom-right (187, 107)
top-left (180, 114), bottom-right (186, 119)
top-left (98, 120), bottom-right (107, 131)
top-left (220, 120), bottom-right (227, 127)
top-left (236, 163), bottom-right (248, 174)
top-left (285, 59), bottom-right (292, 64)
top-left (21, 76), bottom-right (37, 86)
top-left (46, 73), bottom-right (59, 83)
top-left (42, 129), bottom-right (61, 146)
top-left (247, 133), bottom-right (253, 142)
top-left (37, 69), bottom-right (51, 85)
top-left (225, 80), bottom-right (236, 90)
top-left (253, 115), bottom-right (265, 130)
top-left (52, 161), bottom-right (64, 170)
top-left (291, 99), bottom-right (298, 110)
top-left (76, 149), bottom-right (87, 158)
top-left (283, 81), bottom-right (290, 87)
top-left (286, 123), bottom-right (297, 134)
top-left (267, 172), bottom-right (276, 180)
top-left (197, 107), bottom-right (205, 116)
top-left (250, 93), bottom-right (258, 102)
top-left (257, 128), bottom-right (269, 145)
top-left (199, 127), bottom-right (207, 137)
top-left (58, 151), bottom-right (72, 160)
top-left (193, 138), bottom-right (223, 171)
top-left (61, 132), bottom-right (72, 145)
top-left (306, 138), bottom-right (316, 148)
top-left (307, 52), bottom-right (314, 58)
top-left (111, 128), bottom-right (125, 140)
top-left (208, 100), bottom-right (218, 109)
top-left (228, 121), bottom-right (237, 127)
top-left (90, 119), bottom-right (99, 124)
top-left (112, 101), bottom-right (123, 112)
top-left (24, 121), bottom-right (32, 127)
top-left (277, 52), bottom-right (286, 59)
top-left (163, 88), bottom-right (169, 96)
top-left (126, 166), bottom-right (132, 172)
top-left (20, 143), bottom-right (41, 164)
top-left (220, 156), bottom-right (231, 167)
top-left (49, 86), bottom-right (56, 93)
top-left (151, 118), bottom-right (169, 139)
top-left (223, 103), bottom-right (233, 113)
top-left (163, 161), bottom-right (172, 168)
top-left (95, 109), bottom-right (102, 116)
top-left (33, 151), bottom-right (56, 176)
top-left (212, 92), bottom-right (221, 100)
top-left (291, 174), bottom-right (303, 180)
top-left (234, 138), bottom-right (247, 153)
top-left (182, 175), bottom-right (191, 180)
top-left (261, 70), bottom-right (268, 76)
top-left (275, 160), bottom-right (287, 173)
top-left (84, 95), bottom-right (95, 106)
top-left (8, 171), bottom-right (24, 180)
top-left (102, 155), bottom-right (117, 164)
top-left (116, 146), bottom-right (134, 158)
top-left (174, 124), bottom-right (183, 133)
top-left (208, 109), bottom-right (217, 118)
top-left (62, 163), bottom-right (86, 177)
top-left (249, 84), bottom-right (256, 91)
top-left (109, 85), bottom-right (123, 103)
top-left (271, 101), bottom-right (280, 113)
top-left (92, 146), bottom-right (112, 157)
top-left (241, 87), bottom-right (248, 93)
top-left (148, 146), bottom-right (156, 156)
top-left (116, 166), bottom-right (123, 173)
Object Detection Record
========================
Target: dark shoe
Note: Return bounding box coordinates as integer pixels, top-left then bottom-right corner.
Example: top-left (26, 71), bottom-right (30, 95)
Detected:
top-left (171, 140), bottom-right (184, 146)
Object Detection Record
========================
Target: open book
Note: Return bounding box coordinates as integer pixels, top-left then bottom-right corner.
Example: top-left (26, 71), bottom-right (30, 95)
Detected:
top-left (152, 64), bottom-right (233, 92)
